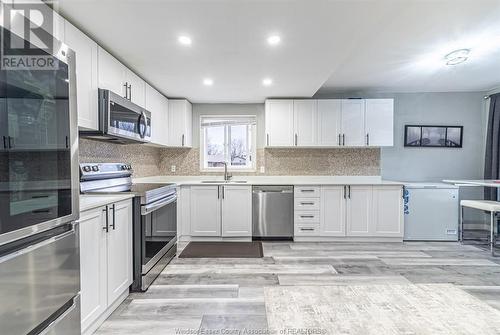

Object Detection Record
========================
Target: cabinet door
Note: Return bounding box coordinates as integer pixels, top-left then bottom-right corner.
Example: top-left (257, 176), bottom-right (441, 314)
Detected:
top-left (365, 99), bottom-right (394, 146)
top-left (64, 21), bottom-right (99, 130)
top-left (126, 69), bottom-right (146, 107)
top-left (317, 100), bottom-right (342, 146)
top-left (293, 100), bottom-right (317, 146)
top-left (168, 100), bottom-right (192, 147)
top-left (265, 100), bottom-right (294, 147)
top-left (79, 207), bottom-right (107, 332)
top-left (320, 186), bottom-right (346, 236)
top-left (107, 200), bottom-right (133, 304)
top-left (146, 83), bottom-right (169, 146)
top-left (341, 99), bottom-right (365, 146)
top-left (98, 47), bottom-right (127, 97)
top-left (222, 186), bottom-right (252, 237)
top-left (190, 186), bottom-right (221, 236)
top-left (372, 186), bottom-right (403, 237)
top-left (346, 186), bottom-right (372, 236)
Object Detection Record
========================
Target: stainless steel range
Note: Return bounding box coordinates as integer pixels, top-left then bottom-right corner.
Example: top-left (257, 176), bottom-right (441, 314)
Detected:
top-left (80, 163), bottom-right (177, 291)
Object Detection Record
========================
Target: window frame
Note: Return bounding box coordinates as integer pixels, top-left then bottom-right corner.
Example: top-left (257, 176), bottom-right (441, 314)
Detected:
top-left (199, 115), bottom-right (257, 172)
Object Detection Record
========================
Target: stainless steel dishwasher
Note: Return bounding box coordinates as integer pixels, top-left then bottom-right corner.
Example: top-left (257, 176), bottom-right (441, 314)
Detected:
top-left (252, 186), bottom-right (294, 240)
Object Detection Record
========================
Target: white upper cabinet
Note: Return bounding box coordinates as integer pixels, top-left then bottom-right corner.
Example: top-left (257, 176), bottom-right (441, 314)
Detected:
top-left (98, 47), bottom-right (127, 97)
top-left (126, 69), bottom-right (145, 107)
top-left (145, 83), bottom-right (169, 146)
top-left (341, 99), bottom-right (366, 147)
top-left (222, 186), bottom-right (252, 237)
top-left (293, 100), bottom-right (318, 146)
top-left (266, 98), bottom-right (393, 148)
top-left (365, 99), bottom-right (394, 146)
top-left (64, 21), bottom-right (98, 130)
top-left (265, 100), bottom-right (294, 147)
top-left (168, 99), bottom-right (192, 147)
top-left (317, 100), bottom-right (342, 146)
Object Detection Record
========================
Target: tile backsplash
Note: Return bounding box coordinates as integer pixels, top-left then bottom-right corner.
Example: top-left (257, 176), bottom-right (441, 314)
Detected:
top-left (79, 138), bottom-right (162, 177)
top-left (79, 139), bottom-right (380, 177)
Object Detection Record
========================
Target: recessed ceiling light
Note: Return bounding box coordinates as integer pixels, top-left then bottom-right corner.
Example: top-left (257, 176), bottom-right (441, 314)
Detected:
top-left (267, 35), bottom-right (281, 46)
top-left (203, 78), bottom-right (213, 86)
top-left (444, 48), bottom-right (470, 65)
top-left (178, 35), bottom-right (192, 45)
top-left (262, 78), bottom-right (273, 86)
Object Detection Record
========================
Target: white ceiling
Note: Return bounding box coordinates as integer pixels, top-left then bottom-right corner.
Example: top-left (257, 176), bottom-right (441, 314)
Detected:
top-left (57, 0), bottom-right (500, 103)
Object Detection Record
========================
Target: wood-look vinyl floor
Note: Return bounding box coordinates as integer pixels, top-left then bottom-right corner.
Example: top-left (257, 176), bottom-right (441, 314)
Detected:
top-left (95, 242), bottom-right (500, 335)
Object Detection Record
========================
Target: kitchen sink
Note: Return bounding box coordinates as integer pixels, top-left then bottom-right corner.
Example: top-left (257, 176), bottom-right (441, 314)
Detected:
top-left (200, 180), bottom-right (247, 184)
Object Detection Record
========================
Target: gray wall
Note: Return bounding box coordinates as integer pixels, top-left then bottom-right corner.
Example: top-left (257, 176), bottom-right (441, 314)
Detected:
top-left (191, 103), bottom-right (265, 149)
top-left (315, 91), bottom-right (488, 182)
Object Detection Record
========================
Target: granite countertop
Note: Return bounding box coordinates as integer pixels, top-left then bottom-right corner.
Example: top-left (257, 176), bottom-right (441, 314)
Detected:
top-left (80, 194), bottom-right (135, 212)
top-left (133, 175), bottom-right (403, 186)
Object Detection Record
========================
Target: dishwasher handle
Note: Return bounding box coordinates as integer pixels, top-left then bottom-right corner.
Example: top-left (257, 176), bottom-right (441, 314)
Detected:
top-left (252, 186), bottom-right (294, 194)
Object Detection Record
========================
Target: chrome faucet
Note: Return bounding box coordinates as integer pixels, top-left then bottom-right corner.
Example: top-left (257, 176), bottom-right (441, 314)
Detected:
top-left (222, 162), bottom-right (232, 181)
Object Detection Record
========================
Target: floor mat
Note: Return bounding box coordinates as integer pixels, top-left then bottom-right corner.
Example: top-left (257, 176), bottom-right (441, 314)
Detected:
top-left (179, 241), bottom-right (263, 258)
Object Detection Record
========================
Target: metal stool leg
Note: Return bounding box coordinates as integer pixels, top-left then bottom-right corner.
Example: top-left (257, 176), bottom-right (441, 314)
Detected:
top-left (491, 211), bottom-right (495, 256)
top-left (460, 205), bottom-right (464, 242)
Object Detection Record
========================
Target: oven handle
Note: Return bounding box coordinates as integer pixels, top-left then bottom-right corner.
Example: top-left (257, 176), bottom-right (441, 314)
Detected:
top-left (141, 194), bottom-right (177, 216)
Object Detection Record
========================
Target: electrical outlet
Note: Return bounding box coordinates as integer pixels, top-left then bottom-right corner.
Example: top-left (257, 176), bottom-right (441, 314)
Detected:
top-left (260, 166), bottom-right (265, 173)
top-left (171, 165), bottom-right (176, 173)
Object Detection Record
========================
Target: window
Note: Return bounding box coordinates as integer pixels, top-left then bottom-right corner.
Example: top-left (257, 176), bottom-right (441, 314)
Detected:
top-left (200, 115), bottom-right (256, 171)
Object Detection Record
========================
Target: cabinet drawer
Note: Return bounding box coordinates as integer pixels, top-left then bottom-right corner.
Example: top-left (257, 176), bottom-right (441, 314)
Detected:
top-left (294, 186), bottom-right (320, 197)
top-left (295, 211), bottom-right (320, 223)
top-left (295, 223), bottom-right (320, 236)
top-left (294, 198), bottom-right (320, 210)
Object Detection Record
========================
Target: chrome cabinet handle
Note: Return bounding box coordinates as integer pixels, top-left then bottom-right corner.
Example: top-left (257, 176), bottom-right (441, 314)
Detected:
top-left (128, 84), bottom-right (132, 101)
top-left (300, 215), bottom-right (315, 218)
top-left (342, 134), bottom-right (345, 146)
top-left (300, 228), bottom-right (315, 231)
top-left (366, 133), bottom-right (370, 146)
top-left (300, 202), bottom-right (315, 205)
top-left (301, 189), bottom-right (315, 193)
top-left (348, 185), bottom-right (351, 199)
top-left (295, 133), bottom-right (298, 146)
top-left (217, 185), bottom-right (220, 199)
top-left (182, 134), bottom-right (185, 146)
top-left (338, 134), bottom-right (341, 146)
top-left (222, 186), bottom-right (225, 199)
top-left (267, 134), bottom-right (269, 146)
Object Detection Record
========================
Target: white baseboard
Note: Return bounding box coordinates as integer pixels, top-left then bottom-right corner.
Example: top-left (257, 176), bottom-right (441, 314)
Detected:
top-left (293, 236), bottom-right (403, 242)
top-left (82, 289), bottom-right (129, 335)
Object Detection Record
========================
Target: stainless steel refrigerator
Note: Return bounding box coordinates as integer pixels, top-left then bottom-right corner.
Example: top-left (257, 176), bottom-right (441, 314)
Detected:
top-left (0, 24), bottom-right (81, 334)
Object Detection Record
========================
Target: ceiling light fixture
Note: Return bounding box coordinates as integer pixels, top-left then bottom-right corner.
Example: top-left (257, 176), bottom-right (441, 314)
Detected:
top-left (262, 78), bottom-right (273, 86)
top-left (267, 35), bottom-right (281, 46)
top-left (203, 78), bottom-right (213, 86)
top-left (444, 48), bottom-right (470, 65)
top-left (178, 35), bottom-right (192, 46)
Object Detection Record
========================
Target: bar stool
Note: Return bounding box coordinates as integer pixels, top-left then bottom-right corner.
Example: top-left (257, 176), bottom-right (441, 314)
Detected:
top-left (460, 200), bottom-right (500, 256)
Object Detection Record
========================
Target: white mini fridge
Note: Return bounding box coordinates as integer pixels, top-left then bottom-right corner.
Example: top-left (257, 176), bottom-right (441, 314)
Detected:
top-left (403, 183), bottom-right (459, 241)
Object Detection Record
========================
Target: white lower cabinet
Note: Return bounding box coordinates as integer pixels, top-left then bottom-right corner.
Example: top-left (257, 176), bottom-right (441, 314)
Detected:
top-left (79, 199), bottom-right (133, 334)
top-left (189, 185), bottom-right (252, 238)
top-left (190, 186), bottom-right (221, 236)
top-left (320, 186), bottom-right (345, 236)
top-left (303, 185), bottom-right (403, 240)
top-left (346, 186), bottom-right (373, 236)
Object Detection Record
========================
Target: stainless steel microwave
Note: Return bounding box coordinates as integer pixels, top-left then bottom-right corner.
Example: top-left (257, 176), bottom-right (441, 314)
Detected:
top-left (80, 89), bottom-right (151, 143)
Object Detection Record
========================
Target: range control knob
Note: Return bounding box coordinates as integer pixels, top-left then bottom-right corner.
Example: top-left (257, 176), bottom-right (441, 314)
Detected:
top-left (83, 166), bottom-right (91, 172)
top-left (121, 165), bottom-right (127, 170)
top-left (92, 165), bottom-right (99, 172)
top-left (127, 165), bottom-right (132, 170)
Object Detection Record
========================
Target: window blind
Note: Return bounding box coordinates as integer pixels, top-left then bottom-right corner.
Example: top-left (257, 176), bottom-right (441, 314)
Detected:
top-left (200, 116), bottom-right (257, 128)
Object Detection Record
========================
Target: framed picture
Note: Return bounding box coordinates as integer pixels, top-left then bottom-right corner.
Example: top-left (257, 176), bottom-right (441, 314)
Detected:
top-left (404, 125), bottom-right (463, 148)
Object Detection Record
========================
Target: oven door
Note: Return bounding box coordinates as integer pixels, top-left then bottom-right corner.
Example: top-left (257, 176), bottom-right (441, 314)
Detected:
top-left (141, 194), bottom-right (177, 274)
top-left (0, 28), bottom-right (79, 246)
top-left (100, 89), bottom-right (151, 143)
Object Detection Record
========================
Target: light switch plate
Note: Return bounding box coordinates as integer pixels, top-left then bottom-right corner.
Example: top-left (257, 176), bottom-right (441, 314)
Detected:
top-left (171, 165), bottom-right (176, 173)
top-left (260, 166), bottom-right (265, 173)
